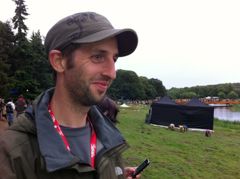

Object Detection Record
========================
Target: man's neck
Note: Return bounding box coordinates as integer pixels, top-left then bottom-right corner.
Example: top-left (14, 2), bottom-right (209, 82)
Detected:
top-left (50, 91), bottom-right (90, 128)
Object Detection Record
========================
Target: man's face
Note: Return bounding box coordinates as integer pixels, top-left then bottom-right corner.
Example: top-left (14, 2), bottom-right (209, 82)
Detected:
top-left (63, 37), bottom-right (118, 106)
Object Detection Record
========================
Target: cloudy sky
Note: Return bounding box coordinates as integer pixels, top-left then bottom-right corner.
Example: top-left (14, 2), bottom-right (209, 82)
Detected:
top-left (1, 0), bottom-right (239, 89)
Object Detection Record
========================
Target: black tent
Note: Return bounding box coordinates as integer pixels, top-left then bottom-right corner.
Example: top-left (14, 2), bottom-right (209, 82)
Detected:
top-left (147, 97), bottom-right (214, 130)
top-left (155, 96), bottom-right (177, 105)
top-left (186, 97), bottom-right (208, 107)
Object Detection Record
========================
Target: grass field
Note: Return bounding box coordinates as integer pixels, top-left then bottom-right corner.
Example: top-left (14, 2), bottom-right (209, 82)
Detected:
top-left (117, 105), bottom-right (240, 179)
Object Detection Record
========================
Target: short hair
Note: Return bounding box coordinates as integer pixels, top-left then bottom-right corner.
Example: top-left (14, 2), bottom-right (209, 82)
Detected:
top-left (98, 97), bottom-right (119, 124)
top-left (52, 43), bottom-right (82, 81)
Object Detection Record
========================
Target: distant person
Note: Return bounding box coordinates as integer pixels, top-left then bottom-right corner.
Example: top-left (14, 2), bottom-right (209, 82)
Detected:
top-left (6, 98), bottom-right (15, 126)
top-left (97, 96), bottom-right (119, 124)
top-left (0, 97), bottom-right (4, 121)
top-left (15, 94), bottom-right (27, 116)
top-left (0, 12), bottom-right (139, 179)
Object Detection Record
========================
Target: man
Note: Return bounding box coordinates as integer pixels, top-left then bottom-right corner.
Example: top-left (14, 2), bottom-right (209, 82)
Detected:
top-left (5, 98), bottom-right (15, 126)
top-left (15, 94), bottom-right (27, 116)
top-left (0, 12), bottom-right (139, 179)
top-left (97, 96), bottom-right (119, 124)
top-left (0, 97), bottom-right (4, 121)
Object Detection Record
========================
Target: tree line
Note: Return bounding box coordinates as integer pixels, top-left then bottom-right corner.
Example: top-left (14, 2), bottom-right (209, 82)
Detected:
top-left (108, 70), bottom-right (166, 100)
top-left (167, 83), bottom-right (240, 99)
top-left (0, 0), bottom-right (238, 101)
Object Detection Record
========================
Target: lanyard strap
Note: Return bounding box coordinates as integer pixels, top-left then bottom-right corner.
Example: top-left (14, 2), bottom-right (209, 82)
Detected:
top-left (48, 104), bottom-right (97, 168)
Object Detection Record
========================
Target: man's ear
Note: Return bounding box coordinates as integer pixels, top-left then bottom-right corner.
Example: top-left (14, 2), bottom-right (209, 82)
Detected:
top-left (49, 50), bottom-right (66, 72)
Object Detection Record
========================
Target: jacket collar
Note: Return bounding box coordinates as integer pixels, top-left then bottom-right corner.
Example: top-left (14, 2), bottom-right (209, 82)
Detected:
top-left (28, 88), bottom-right (126, 172)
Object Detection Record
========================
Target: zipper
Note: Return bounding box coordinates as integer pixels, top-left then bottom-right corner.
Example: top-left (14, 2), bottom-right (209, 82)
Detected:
top-left (95, 142), bottom-right (129, 171)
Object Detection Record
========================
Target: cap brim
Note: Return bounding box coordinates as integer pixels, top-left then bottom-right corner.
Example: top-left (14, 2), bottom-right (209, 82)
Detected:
top-left (72, 29), bottom-right (138, 57)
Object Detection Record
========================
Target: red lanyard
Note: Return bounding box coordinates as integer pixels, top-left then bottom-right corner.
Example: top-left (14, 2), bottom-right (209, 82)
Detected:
top-left (48, 104), bottom-right (97, 168)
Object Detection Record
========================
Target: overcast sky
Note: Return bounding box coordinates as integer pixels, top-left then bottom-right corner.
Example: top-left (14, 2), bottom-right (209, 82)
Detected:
top-left (1, 0), bottom-right (239, 89)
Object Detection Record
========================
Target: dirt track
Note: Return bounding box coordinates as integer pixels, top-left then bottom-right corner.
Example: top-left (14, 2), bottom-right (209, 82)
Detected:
top-left (0, 120), bottom-right (8, 135)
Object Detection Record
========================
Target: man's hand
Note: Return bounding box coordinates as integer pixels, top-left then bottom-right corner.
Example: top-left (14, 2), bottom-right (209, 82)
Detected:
top-left (124, 167), bottom-right (141, 179)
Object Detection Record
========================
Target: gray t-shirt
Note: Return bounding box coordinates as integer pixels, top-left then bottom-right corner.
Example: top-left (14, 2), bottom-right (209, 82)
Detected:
top-left (60, 122), bottom-right (103, 165)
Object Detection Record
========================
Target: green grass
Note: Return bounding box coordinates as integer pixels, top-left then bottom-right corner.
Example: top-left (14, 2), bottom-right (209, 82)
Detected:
top-left (117, 105), bottom-right (240, 179)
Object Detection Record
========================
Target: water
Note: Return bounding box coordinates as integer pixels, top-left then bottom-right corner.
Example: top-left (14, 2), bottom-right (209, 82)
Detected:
top-left (214, 107), bottom-right (240, 122)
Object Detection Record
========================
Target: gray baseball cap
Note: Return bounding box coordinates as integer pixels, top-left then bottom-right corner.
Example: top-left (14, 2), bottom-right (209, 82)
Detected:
top-left (44, 12), bottom-right (138, 57)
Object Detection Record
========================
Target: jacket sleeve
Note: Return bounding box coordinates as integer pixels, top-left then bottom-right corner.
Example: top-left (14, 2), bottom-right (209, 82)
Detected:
top-left (0, 130), bottom-right (38, 179)
top-left (0, 135), bottom-right (17, 179)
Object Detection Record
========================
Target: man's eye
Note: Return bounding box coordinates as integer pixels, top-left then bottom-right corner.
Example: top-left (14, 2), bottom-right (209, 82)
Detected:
top-left (91, 54), bottom-right (104, 63)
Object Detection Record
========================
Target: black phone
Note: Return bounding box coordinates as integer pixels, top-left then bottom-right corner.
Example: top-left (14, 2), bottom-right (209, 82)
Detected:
top-left (131, 159), bottom-right (150, 178)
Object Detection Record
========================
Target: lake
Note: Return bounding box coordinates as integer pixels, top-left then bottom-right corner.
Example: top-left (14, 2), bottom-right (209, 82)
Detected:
top-left (214, 107), bottom-right (240, 122)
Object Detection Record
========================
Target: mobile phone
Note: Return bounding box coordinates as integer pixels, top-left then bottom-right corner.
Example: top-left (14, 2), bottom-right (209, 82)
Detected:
top-left (131, 159), bottom-right (150, 178)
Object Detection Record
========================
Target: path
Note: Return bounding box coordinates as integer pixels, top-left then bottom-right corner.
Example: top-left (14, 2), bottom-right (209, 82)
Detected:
top-left (0, 119), bottom-right (8, 135)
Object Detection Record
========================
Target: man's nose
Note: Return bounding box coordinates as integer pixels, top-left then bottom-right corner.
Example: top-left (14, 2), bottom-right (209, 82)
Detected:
top-left (102, 59), bottom-right (116, 80)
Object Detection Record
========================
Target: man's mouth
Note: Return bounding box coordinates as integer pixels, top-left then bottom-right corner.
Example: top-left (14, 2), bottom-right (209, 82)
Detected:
top-left (92, 81), bottom-right (109, 92)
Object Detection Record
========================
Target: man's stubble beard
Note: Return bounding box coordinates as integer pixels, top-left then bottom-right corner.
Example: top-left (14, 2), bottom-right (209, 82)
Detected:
top-left (64, 57), bottom-right (112, 107)
top-left (65, 73), bottom-right (110, 107)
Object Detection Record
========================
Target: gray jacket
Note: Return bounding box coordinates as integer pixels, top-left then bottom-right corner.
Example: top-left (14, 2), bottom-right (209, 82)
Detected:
top-left (0, 88), bottom-right (128, 179)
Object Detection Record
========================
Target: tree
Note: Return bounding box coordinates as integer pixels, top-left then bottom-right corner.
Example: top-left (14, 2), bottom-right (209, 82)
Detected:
top-left (11, 0), bottom-right (30, 72)
top-left (28, 31), bottom-right (53, 98)
top-left (139, 77), bottom-right (157, 99)
top-left (11, 0), bottom-right (28, 69)
top-left (227, 91), bottom-right (238, 99)
top-left (108, 70), bottom-right (167, 100)
top-left (0, 21), bottom-right (15, 97)
top-left (108, 70), bottom-right (145, 100)
top-left (149, 78), bottom-right (166, 97)
top-left (9, 0), bottom-right (33, 97)
top-left (167, 87), bottom-right (180, 99)
top-left (12, 0), bottom-right (29, 44)
top-left (217, 91), bottom-right (226, 99)
top-left (181, 91), bottom-right (197, 99)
